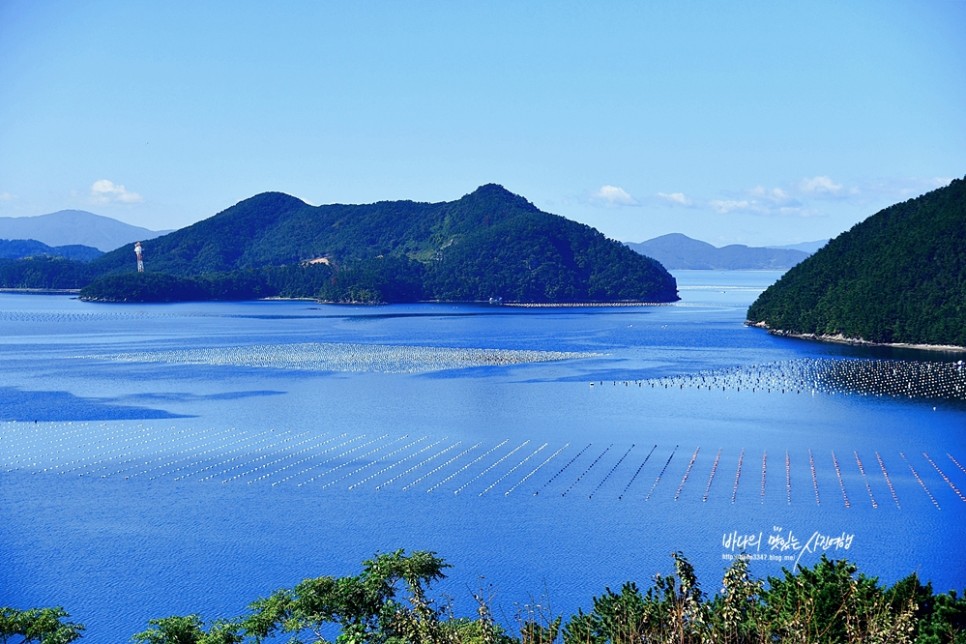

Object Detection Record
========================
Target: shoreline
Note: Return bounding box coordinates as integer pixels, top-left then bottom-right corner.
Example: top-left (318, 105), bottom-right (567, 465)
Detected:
top-left (746, 321), bottom-right (966, 354)
top-left (0, 288), bottom-right (81, 295)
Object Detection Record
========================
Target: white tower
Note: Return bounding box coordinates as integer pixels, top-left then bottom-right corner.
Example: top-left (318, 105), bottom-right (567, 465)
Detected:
top-left (134, 241), bottom-right (144, 273)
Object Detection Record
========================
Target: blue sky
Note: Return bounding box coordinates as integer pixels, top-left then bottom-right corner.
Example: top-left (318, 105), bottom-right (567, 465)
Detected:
top-left (1, 1), bottom-right (963, 246)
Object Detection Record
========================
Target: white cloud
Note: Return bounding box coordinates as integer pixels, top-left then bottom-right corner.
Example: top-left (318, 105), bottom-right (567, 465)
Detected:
top-left (657, 191), bottom-right (693, 207)
top-left (710, 199), bottom-right (753, 214)
top-left (593, 184), bottom-right (638, 206)
top-left (750, 185), bottom-right (792, 203)
top-left (0, 191), bottom-right (14, 202)
top-left (90, 179), bottom-right (143, 204)
top-left (799, 175), bottom-right (844, 196)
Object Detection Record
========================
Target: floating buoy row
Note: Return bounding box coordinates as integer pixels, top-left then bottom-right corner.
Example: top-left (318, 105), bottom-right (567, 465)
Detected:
top-left (590, 444), bottom-right (634, 499)
top-left (2, 423), bottom-right (963, 505)
top-left (562, 444), bottom-right (611, 497)
top-left (854, 451), bottom-right (878, 509)
top-left (214, 431), bottom-right (316, 483)
top-left (321, 435), bottom-right (413, 490)
top-left (901, 452), bottom-right (941, 510)
top-left (876, 451), bottom-right (901, 509)
top-left (312, 436), bottom-right (426, 488)
top-left (760, 451), bottom-right (767, 503)
top-left (628, 357), bottom-right (966, 404)
top-left (480, 443), bottom-right (547, 497)
top-left (732, 448), bottom-right (744, 504)
top-left (234, 432), bottom-right (334, 484)
top-left (536, 443), bottom-right (591, 495)
top-left (273, 434), bottom-right (361, 486)
top-left (831, 450), bottom-right (851, 508)
top-left (809, 449), bottom-right (821, 506)
top-left (645, 445), bottom-right (678, 502)
top-left (455, 440), bottom-right (528, 495)
top-left (618, 444), bottom-right (656, 500)
top-left (505, 443), bottom-right (568, 496)
top-left (383, 441), bottom-right (466, 491)
top-left (445, 440), bottom-right (512, 494)
top-left (948, 452), bottom-right (966, 476)
top-left (674, 447), bottom-right (700, 501)
top-left (703, 448), bottom-right (722, 503)
top-left (923, 452), bottom-right (966, 502)
top-left (191, 430), bottom-right (306, 482)
top-left (407, 441), bottom-right (472, 492)
top-left (0, 310), bottom-right (152, 324)
top-left (785, 451), bottom-right (792, 505)
top-left (351, 437), bottom-right (440, 490)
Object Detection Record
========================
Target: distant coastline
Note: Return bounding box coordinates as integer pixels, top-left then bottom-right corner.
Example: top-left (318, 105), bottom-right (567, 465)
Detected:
top-left (747, 321), bottom-right (966, 353)
top-left (0, 288), bottom-right (81, 295)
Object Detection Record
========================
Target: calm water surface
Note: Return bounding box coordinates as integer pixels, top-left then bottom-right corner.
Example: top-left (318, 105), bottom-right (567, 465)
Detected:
top-left (1, 270), bottom-right (964, 642)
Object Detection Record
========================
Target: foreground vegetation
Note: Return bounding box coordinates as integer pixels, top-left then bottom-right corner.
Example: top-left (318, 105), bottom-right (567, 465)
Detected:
top-left (747, 176), bottom-right (966, 347)
top-left (3, 551), bottom-right (964, 643)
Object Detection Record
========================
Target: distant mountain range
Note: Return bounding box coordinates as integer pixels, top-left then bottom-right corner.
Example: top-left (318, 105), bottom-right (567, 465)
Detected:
top-left (625, 233), bottom-right (824, 270)
top-left (0, 239), bottom-right (102, 262)
top-left (0, 210), bottom-right (167, 252)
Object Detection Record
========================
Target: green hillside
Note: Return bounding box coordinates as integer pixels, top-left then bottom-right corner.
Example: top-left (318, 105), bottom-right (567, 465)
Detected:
top-left (80, 185), bottom-right (678, 304)
top-left (747, 177), bottom-right (966, 347)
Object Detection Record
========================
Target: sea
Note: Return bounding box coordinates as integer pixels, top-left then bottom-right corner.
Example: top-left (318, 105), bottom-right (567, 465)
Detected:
top-left (1, 270), bottom-right (964, 642)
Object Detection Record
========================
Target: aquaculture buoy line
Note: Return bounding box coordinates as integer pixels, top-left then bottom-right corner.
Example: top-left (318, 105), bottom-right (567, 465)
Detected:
top-left (731, 448), bottom-right (744, 504)
top-left (901, 452), bottom-right (941, 510)
top-left (702, 448), bottom-right (722, 503)
top-left (831, 450), bottom-right (851, 508)
top-left (645, 444), bottom-right (678, 501)
top-left (876, 451), bottom-right (901, 509)
top-left (922, 452), bottom-right (966, 502)
top-left (854, 451), bottom-right (878, 509)
top-left (615, 357), bottom-right (966, 404)
top-left (785, 451), bottom-right (792, 505)
top-left (809, 449), bottom-right (821, 506)
top-left (674, 447), bottom-right (700, 501)
top-left (618, 444), bottom-right (656, 500)
top-left (79, 342), bottom-right (600, 375)
top-left (0, 422), bottom-right (963, 508)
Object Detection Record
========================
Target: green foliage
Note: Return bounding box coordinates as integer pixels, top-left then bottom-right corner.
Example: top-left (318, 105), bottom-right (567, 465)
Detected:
top-left (241, 549), bottom-right (451, 644)
top-left (12, 552), bottom-right (964, 643)
top-left (79, 273), bottom-right (211, 302)
top-left (131, 615), bottom-right (242, 644)
top-left (748, 176), bottom-right (966, 346)
top-left (0, 607), bottom-right (84, 644)
top-left (0, 257), bottom-right (95, 289)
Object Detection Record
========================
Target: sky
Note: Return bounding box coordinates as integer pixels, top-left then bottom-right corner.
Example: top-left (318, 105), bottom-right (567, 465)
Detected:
top-left (1, 1), bottom-right (964, 247)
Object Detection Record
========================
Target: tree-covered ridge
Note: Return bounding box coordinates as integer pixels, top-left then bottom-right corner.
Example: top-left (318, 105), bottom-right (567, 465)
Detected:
top-left (0, 239), bottom-right (102, 262)
top-left (3, 551), bottom-right (963, 643)
top-left (747, 177), bottom-right (966, 347)
top-left (74, 185), bottom-right (677, 303)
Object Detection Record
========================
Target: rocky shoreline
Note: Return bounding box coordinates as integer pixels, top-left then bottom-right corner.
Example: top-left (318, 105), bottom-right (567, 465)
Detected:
top-left (746, 320), bottom-right (966, 353)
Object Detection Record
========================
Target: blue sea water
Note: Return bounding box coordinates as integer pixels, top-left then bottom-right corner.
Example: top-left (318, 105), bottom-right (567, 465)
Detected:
top-left (1, 270), bottom-right (964, 642)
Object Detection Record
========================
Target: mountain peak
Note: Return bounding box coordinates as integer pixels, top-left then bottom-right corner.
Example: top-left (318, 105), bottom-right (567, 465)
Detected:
top-left (460, 184), bottom-right (538, 212)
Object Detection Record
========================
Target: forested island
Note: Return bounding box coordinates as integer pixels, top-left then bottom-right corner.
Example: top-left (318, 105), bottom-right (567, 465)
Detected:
top-left (3, 551), bottom-right (964, 643)
top-left (747, 177), bottom-right (966, 348)
top-left (2, 185), bottom-right (679, 304)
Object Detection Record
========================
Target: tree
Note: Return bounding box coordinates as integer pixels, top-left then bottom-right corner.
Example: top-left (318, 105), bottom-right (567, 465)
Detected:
top-left (0, 607), bottom-right (84, 644)
top-left (241, 549), bottom-right (451, 644)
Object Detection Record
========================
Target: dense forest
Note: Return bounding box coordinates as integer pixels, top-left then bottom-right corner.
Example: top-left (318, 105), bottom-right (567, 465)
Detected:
top-left (3, 551), bottom-right (964, 643)
top-left (5, 185), bottom-right (679, 304)
top-left (747, 177), bottom-right (966, 347)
